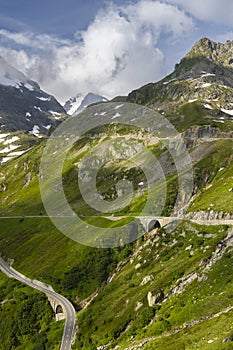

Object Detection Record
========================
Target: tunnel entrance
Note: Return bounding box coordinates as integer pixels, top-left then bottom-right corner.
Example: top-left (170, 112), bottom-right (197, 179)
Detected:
top-left (56, 305), bottom-right (63, 314)
top-left (147, 219), bottom-right (161, 232)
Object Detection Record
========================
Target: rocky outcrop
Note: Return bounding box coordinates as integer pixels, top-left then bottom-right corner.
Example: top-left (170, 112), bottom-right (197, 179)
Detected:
top-left (183, 126), bottom-right (233, 140)
top-left (187, 211), bottom-right (233, 220)
top-left (186, 38), bottom-right (233, 68)
top-left (124, 37), bottom-right (233, 131)
top-left (140, 275), bottom-right (154, 286)
top-left (164, 272), bottom-right (198, 301)
top-left (147, 290), bottom-right (164, 307)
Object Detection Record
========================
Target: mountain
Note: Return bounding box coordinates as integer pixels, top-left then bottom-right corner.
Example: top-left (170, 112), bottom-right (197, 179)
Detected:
top-left (0, 56), bottom-right (66, 164)
top-left (0, 38), bottom-right (233, 350)
top-left (0, 56), bottom-right (66, 134)
top-left (63, 92), bottom-right (108, 115)
top-left (62, 94), bottom-right (85, 115)
top-left (123, 37), bottom-right (233, 132)
top-left (185, 37), bottom-right (233, 66)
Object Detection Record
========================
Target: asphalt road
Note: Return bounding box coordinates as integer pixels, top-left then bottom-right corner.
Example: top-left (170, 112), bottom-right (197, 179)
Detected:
top-left (0, 257), bottom-right (76, 350)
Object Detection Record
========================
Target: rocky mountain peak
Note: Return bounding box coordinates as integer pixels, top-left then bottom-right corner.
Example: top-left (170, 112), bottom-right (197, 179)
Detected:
top-left (186, 37), bottom-right (233, 67)
top-left (64, 92), bottom-right (108, 115)
top-left (126, 37), bottom-right (233, 129)
top-left (0, 56), bottom-right (39, 90)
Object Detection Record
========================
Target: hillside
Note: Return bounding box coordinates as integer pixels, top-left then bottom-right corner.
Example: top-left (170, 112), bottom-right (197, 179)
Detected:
top-left (0, 37), bottom-right (232, 350)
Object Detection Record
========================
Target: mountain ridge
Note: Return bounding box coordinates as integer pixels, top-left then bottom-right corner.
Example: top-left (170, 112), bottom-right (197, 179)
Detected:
top-left (118, 37), bottom-right (233, 132)
top-left (0, 56), bottom-right (66, 134)
top-left (63, 92), bottom-right (108, 115)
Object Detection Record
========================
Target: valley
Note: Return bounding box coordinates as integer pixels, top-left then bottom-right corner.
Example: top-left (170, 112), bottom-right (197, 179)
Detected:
top-left (0, 36), bottom-right (233, 350)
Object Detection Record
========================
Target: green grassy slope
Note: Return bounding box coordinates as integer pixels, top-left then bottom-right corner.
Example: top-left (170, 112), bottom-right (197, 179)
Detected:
top-left (189, 139), bottom-right (233, 213)
top-left (0, 119), bottom-right (232, 349)
top-left (74, 222), bottom-right (233, 349)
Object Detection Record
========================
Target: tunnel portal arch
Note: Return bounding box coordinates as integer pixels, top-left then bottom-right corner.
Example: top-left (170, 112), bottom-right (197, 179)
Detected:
top-left (55, 305), bottom-right (64, 314)
top-left (147, 219), bottom-right (161, 232)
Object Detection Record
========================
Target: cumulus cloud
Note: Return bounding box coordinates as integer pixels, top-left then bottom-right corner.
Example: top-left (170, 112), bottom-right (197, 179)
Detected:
top-left (166, 0), bottom-right (233, 26)
top-left (0, 0), bottom-right (194, 102)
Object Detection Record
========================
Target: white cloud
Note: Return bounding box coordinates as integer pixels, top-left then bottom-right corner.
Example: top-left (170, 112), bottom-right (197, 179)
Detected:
top-left (0, 1), bottom-right (194, 102)
top-left (217, 32), bottom-right (233, 43)
top-left (166, 0), bottom-right (233, 26)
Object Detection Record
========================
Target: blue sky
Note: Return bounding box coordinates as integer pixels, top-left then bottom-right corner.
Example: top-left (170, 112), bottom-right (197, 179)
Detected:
top-left (0, 0), bottom-right (233, 102)
top-left (0, 0), bottom-right (130, 36)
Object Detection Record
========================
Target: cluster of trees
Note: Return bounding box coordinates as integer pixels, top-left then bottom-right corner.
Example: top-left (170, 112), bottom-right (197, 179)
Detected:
top-left (63, 248), bottom-right (117, 299)
top-left (0, 278), bottom-right (54, 350)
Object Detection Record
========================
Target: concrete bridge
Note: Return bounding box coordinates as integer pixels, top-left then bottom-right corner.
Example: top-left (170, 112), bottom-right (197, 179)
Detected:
top-left (137, 216), bottom-right (179, 232)
top-left (46, 294), bottom-right (66, 321)
top-left (105, 215), bottom-right (233, 232)
top-left (137, 216), bottom-right (233, 232)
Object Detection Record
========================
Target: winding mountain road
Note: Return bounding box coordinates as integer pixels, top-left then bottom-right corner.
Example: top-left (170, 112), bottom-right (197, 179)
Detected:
top-left (0, 257), bottom-right (76, 350)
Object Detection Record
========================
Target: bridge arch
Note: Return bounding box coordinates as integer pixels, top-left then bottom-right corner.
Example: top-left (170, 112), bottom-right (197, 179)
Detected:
top-left (56, 305), bottom-right (64, 314)
top-left (147, 219), bottom-right (161, 232)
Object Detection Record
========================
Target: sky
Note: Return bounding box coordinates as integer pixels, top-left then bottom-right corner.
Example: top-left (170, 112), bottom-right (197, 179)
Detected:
top-left (0, 0), bottom-right (233, 102)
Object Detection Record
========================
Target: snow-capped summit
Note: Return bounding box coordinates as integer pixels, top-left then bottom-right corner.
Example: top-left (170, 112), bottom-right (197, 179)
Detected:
top-left (63, 92), bottom-right (108, 115)
top-left (0, 56), bottom-right (65, 134)
top-left (0, 56), bottom-right (39, 91)
top-left (62, 94), bottom-right (85, 115)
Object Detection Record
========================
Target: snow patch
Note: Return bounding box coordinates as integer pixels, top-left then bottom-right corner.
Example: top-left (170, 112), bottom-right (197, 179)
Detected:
top-left (201, 73), bottom-right (215, 78)
top-left (115, 104), bottom-right (124, 110)
top-left (0, 133), bottom-right (10, 140)
top-left (188, 99), bottom-right (198, 103)
top-left (42, 125), bottom-right (52, 130)
top-left (1, 157), bottom-right (13, 163)
top-left (204, 104), bottom-right (213, 110)
top-left (213, 120), bottom-right (225, 123)
top-left (221, 108), bottom-right (233, 116)
top-left (0, 144), bottom-right (20, 153)
top-left (30, 125), bottom-right (42, 137)
top-left (8, 150), bottom-right (26, 157)
top-left (100, 111), bottom-right (107, 116)
top-left (3, 136), bottom-right (20, 145)
top-left (26, 112), bottom-right (31, 118)
top-left (49, 110), bottom-right (62, 117)
top-left (163, 78), bottom-right (176, 85)
top-left (24, 83), bottom-right (34, 91)
top-left (112, 112), bottom-right (121, 120)
top-left (219, 84), bottom-right (229, 89)
top-left (37, 96), bottom-right (51, 101)
top-left (202, 83), bottom-right (212, 88)
top-left (34, 106), bottom-right (42, 112)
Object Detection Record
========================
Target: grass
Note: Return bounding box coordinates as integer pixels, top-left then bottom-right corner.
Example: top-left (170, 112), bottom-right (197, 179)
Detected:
top-left (73, 221), bottom-right (232, 349)
top-left (0, 114), bottom-right (232, 349)
top-left (189, 139), bottom-right (233, 213)
top-left (0, 217), bottom-right (138, 301)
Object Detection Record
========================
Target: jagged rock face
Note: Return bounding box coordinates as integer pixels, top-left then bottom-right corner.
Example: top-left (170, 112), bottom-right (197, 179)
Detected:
top-left (73, 92), bottom-right (108, 115)
top-left (0, 56), bottom-right (66, 134)
top-left (0, 84), bottom-right (65, 133)
top-left (63, 92), bottom-right (108, 115)
top-left (186, 37), bottom-right (233, 67)
top-left (147, 290), bottom-right (164, 307)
